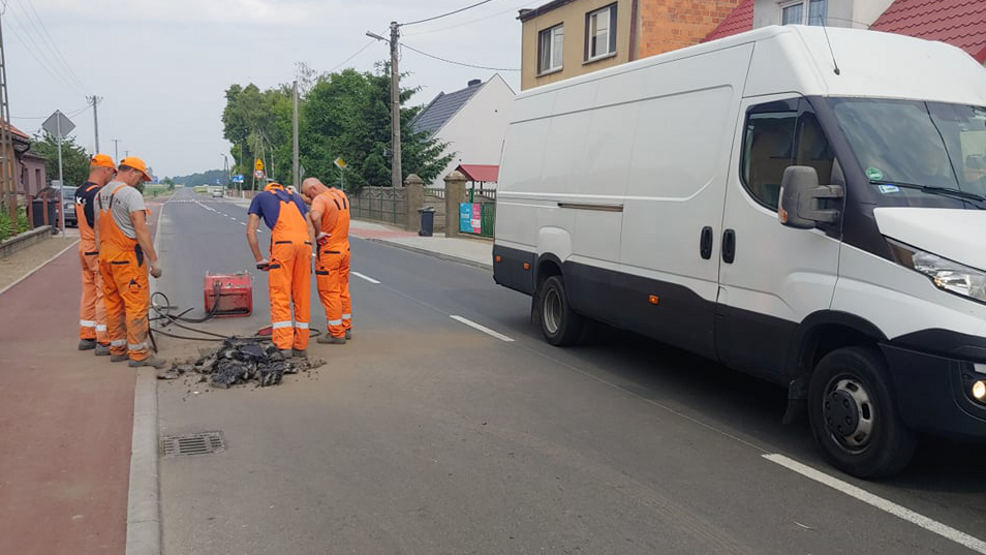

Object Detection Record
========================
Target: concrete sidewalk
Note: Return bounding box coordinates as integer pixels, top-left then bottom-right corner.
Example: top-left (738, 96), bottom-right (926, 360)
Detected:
top-left (350, 219), bottom-right (493, 271)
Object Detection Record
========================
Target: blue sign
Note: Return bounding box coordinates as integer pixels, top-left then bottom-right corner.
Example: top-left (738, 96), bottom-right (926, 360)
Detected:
top-left (232, 174), bottom-right (245, 183)
top-left (459, 203), bottom-right (471, 233)
top-left (215, 178), bottom-right (221, 185)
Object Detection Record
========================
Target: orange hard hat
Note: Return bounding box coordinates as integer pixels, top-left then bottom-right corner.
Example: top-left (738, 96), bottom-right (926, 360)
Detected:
top-left (119, 156), bottom-right (152, 182)
top-left (264, 182), bottom-right (284, 192)
top-left (90, 153), bottom-right (116, 169)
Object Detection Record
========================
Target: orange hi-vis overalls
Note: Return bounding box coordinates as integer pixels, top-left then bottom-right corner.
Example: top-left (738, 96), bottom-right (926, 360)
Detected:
top-left (97, 185), bottom-right (151, 361)
top-left (267, 188), bottom-right (312, 350)
top-left (77, 182), bottom-right (107, 346)
top-left (314, 188), bottom-right (351, 339)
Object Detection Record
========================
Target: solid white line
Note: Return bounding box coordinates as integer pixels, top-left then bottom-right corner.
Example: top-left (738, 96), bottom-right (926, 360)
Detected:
top-left (0, 238), bottom-right (79, 296)
top-left (449, 315), bottom-right (515, 342)
top-left (351, 271), bottom-right (381, 284)
top-left (763, 454), bottom-right (986, 554)
top-left (125, 368), bottom-right (161, 555)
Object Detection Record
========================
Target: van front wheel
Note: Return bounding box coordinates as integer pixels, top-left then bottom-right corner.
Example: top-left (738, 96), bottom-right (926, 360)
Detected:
top-left (535, 275), bottom-right (584, 346)
top-left (808, 346), bottom-right (917, 478)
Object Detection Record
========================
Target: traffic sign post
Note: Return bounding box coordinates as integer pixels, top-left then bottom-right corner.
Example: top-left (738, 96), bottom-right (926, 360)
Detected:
top-left (334, 157), bottom-right (346, 190)
top-left (42, 110), bottom-right (75, 233)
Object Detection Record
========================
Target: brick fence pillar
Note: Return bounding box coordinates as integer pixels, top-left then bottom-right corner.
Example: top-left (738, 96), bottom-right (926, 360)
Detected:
top-left (404, 174), bottom-right (424, 232)
top-left (444, 170), bottom-right (467, 238)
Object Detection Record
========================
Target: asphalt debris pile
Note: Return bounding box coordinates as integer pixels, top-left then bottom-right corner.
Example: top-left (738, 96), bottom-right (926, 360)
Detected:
top-left (160, 338), bottom-right (325, 388)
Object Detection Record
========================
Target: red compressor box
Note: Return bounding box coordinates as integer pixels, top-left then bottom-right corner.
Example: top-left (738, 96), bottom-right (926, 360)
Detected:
top-left (203, 272), bottom-right (253, 318)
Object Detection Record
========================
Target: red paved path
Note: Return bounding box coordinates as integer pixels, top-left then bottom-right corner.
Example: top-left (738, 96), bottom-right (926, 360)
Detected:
top-left (0, 202), bottom-right (162, 554)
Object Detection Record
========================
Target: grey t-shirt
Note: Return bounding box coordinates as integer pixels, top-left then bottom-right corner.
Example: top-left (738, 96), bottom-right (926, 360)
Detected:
top-left (97, 181), bottom-right (146, 239)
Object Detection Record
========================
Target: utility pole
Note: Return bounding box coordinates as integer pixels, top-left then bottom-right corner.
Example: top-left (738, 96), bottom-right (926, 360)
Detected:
top-left (0, 11), bottom-right (15, 220)
top-left (113, 138), bottom-right (120, 161)
top-left (389, 21), bottom-right (402, 188)
top-left (292, 80), bottom-right (299, 188)
top-left (87, 95), bottom-right (102, 152)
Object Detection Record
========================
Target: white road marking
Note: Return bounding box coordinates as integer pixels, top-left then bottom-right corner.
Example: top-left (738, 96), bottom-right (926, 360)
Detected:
top-left (449, 315), bottom-right (515, 343)
top-left (763, 454), bottom-right (986, 554)
top-left (352, 271), bottom-right (380, 284)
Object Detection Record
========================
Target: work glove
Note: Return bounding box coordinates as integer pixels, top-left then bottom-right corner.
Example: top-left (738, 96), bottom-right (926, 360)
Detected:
top-left (256, 259), bottom-right (271, 271)
top-left (150, 261), bottom-right (163, 278)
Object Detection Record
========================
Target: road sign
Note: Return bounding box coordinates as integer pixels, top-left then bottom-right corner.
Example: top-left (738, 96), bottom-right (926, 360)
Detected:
top-left (254, 169), bottom-right (265, 179)
top-left (42, 110), bottom-right (75, 138)
top-left (254, 158), bottom-right (264, 171)
top-left (334, 157), bottom-right (347, 170)
top-left (232, 174), bottom-right (245, 183)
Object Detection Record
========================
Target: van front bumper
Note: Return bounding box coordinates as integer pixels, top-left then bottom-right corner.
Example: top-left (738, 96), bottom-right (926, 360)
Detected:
top-left (881, 330), bottom-right (986, 440)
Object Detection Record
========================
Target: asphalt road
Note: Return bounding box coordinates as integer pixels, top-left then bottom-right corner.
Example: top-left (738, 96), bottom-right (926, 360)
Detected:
top-left (154, 187), bottom-right (985, 554)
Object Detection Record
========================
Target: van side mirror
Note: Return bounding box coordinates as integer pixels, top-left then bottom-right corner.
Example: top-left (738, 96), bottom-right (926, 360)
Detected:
top-left (778, 166), bottom-right (844, 229)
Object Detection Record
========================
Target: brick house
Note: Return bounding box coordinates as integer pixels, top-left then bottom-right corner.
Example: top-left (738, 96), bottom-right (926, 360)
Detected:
top-left (518, 0), bottom-right (744, 90)
top-left (1, 122), bottom-right (46, 199)
top-left (704, 0), bottom-right (986, 67)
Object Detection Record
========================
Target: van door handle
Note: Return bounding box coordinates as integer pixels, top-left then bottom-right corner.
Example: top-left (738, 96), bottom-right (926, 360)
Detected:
top-left (700, 226), bottom-right (713, 260)
top-left (722, 229), bottom-right (736, 263)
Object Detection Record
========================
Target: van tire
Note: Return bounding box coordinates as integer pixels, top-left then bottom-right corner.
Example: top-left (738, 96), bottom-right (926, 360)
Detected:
top-left (534, 275), bottom-right (584, 346)
top-left (808, 346), bottom-right (917, 478)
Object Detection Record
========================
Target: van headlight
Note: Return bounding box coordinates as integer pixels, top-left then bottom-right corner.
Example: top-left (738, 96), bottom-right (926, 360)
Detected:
top-left (887, 239), bottom-right (986, 304)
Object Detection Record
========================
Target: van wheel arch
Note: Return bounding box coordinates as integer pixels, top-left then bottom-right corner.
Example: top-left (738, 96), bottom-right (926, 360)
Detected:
top-left (790, 312), bottom-right (888, 382)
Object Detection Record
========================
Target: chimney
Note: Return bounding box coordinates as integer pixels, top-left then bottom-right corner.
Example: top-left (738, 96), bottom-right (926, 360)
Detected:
top-left (468, 79), bottom-right (482, 87)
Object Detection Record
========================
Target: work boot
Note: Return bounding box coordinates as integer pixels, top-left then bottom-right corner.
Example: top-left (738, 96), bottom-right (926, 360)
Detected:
top-left (292, 349), bottom-right (307, 359)
top-left (278, 349), bottom-right (293, 360)
top-left (78, 339), bottom-right (97, 351)
top-left (317, 335), bottom-right (346, 345)
top-left (95, 344), bottom-right (111, 356)
top-left (128, 356), bottom-right (168, 369)
top-left (345, 329), bottom-right (352, 340)
top-left (110, 353), bottom-right (128, 363)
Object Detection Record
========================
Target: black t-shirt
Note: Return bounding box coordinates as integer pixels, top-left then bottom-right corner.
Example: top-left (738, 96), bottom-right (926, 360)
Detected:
top-left (75, 181), bottom-right (101, 229)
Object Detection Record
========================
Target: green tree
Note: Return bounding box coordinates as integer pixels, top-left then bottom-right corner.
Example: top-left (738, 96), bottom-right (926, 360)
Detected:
top-left (31, 132), bottom-right (90, 187)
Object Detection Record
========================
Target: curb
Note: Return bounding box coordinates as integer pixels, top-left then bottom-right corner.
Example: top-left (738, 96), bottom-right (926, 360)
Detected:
top-left (363, 237), bottom-right (493, 272)
top-left (125, 203), bottom-right (164, 555)
top-left (125, 368), bottom-right (161, 555)
top-left (0, 238), bottom-right (79, 296)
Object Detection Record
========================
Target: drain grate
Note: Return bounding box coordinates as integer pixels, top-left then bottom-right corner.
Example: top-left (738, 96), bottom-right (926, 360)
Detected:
top-left (160, 431), bottom-right (226, 458)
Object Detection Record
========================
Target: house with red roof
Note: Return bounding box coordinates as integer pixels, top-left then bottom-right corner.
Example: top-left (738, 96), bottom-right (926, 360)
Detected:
top-left (704, 0), bottom-right (986, 66)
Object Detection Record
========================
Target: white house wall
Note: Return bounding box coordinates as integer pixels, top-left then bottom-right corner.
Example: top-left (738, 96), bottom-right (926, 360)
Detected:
top-left (429, 75), bottom-right (515, 187)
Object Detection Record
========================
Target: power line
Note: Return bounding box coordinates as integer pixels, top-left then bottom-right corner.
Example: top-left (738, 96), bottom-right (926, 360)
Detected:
top-left (401, 0), bottom-right (496, 26)
top-left (328, 39), bottom-right (376, 73)
top-left (4, 17), bottom-right (83, 95)
top-left (11, 0), bottom-right (87, 92)
top-left (404, 0), bottom-right (529, 36)
top-left (400, 42), bottom-right (519, 71)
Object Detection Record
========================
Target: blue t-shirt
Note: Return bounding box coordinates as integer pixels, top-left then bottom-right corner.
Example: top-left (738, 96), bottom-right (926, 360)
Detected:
top-left (248, 188), bottom-right (309, 230)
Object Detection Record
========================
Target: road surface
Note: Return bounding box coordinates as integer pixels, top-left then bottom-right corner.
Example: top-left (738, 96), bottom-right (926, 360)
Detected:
top-left (153, 187), bottom-right (985, 554)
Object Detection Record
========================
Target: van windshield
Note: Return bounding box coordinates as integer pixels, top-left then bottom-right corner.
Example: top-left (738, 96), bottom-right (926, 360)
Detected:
top-left (830, 98), bottom-right (986, 207)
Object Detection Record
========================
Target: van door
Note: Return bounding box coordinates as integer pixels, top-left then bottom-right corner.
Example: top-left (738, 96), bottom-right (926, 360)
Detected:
top-left (716, 96), bottom-right (841, 379)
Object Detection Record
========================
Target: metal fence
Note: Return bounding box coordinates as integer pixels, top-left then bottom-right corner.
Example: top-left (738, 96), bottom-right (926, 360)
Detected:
top-left (349, 186), bottom-right (406, 226)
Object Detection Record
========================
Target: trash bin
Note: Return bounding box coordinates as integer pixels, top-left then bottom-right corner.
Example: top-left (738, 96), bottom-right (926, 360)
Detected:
top-left (418, 207), bottom-right (435, 237)
top-left (31, 198), bottom-right (57, 230)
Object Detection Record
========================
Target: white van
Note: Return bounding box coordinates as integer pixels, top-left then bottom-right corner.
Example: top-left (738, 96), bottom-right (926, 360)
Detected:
top-left (492, 25), bottom-right (986, 478)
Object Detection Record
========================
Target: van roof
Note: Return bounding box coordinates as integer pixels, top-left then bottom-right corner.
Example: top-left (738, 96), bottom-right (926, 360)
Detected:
top-left (518, 25), bottom-right (986, 107)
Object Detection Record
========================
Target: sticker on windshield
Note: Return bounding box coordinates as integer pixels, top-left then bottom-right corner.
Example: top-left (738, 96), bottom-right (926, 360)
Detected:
top-left (865, 167), bottom-right (884, 181)
top-left (878, 184), bottom-right (900, 194)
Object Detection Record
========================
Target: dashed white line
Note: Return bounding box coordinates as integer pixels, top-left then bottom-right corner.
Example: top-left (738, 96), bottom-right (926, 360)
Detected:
top-left (763, 454), bottom-right (986, 554)
top-left (351, 271), bottom-right (380, 284)
top-left (449, 315), bottom-right (515, 342)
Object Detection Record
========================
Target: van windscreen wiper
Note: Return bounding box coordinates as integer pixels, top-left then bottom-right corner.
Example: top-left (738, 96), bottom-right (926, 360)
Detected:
top-left (868, 179), bottom-right (986, 204)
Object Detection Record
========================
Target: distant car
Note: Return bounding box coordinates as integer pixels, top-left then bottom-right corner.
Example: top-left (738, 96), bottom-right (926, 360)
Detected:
top-left (61, 186), bottom-right (78, 227)
top-left (212, 189), bottom-right (224, 198)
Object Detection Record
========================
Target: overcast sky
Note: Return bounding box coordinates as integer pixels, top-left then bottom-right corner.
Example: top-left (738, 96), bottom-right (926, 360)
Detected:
top-left (7, 0), bottom-right (528, 177)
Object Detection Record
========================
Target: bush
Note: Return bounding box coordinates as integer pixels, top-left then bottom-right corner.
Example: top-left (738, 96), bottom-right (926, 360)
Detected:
top-left (0, 206), bottom-right (34, 241)
top-left (0, 209), bottom-right (12, 242)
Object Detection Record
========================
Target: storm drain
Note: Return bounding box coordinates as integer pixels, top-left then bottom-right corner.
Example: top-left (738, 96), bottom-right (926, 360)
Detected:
top-left (160, 431), bottom-right (226, 458)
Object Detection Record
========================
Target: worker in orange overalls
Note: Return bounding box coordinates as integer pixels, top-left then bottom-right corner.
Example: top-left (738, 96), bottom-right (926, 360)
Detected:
top-left (76, 154), bottom-right (116, 354)
top-left (301, 178), bottom-right (352, 344)
top-left (96, 156), bottom-right (166, 368)
top-left (246, 182), bottom-right (315, 357)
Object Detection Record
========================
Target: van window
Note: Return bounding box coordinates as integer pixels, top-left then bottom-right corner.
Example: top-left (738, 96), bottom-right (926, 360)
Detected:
top-left (743, 111), bottom-right (797, 209)
top-left (742, 106), bottom-right (835, 209)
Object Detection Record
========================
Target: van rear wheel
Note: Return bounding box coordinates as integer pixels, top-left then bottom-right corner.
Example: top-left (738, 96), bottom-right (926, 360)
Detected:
top-left (535, 275), bottom-right (584, 346)
top-left (808, 346), bottom-right (916, 478)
